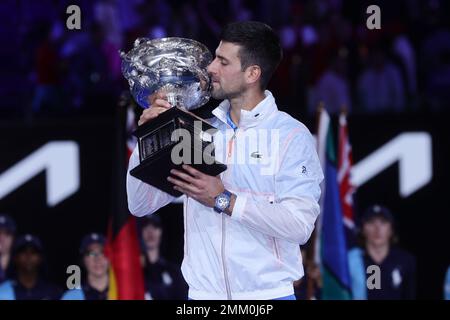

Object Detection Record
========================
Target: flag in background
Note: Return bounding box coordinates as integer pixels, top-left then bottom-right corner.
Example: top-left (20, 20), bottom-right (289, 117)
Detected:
top-left (317, 108), bottom-right (352, 300)
top-left (337, 111), bottom-right (357, 248)
top-left (104, 102), bottom-right (145, 300)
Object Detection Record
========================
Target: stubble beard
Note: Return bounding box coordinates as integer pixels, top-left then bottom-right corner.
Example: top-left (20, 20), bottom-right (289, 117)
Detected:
top-left (211, 82), bottom-right (242, 101)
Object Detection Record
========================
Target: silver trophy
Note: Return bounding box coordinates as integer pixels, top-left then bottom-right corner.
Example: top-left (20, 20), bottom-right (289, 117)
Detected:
top-left (121, 37), bottom-right (226, 196)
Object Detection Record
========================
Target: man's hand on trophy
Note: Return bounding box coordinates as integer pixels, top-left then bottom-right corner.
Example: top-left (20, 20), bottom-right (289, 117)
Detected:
top-left (138, 92), bottom-right (172, 126)
top-left (167, 165), bottom-right (224, 208)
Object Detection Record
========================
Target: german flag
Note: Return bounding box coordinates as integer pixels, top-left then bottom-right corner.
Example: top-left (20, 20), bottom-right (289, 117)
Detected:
top-left (104, 100), bottom-right (145, 299)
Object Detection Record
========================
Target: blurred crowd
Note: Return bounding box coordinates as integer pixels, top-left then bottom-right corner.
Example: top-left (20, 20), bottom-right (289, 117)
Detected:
top-left (0, 213), bottom-right (188, 300)
top-left (1, 0), bottom-right (450, 121)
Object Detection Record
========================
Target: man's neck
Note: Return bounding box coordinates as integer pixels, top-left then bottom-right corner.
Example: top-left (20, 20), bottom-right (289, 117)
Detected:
top-left (18, 271), bottom-right (39, 289)
top-left (0, 253), bottom-right (10, 271)
top-left (229, 90), bottom-right (266, 126)
top-left (146, 248), bottom-right (159, 264)
top-left (88, 273), bottom-right (109, 292)
top-left (366, 243), bottom-right (390, 264)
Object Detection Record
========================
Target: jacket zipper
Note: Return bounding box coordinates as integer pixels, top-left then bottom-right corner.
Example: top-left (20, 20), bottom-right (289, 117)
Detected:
top-left (222, 129), bottom-right (236, 300)
top-left (227, 131), bottom-right (236, 158)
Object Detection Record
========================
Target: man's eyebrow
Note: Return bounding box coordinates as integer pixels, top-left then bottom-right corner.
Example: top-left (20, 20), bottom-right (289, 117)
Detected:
top-left (215, 53), bottom-right (230, 62)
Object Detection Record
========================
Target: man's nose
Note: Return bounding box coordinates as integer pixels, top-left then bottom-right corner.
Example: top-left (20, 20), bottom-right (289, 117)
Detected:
top-left (207, 59), bottom-right (217, 74)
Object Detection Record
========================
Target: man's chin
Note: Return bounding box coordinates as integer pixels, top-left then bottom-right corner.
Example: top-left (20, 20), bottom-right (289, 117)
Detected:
top-left (211, 90), bottom-right (226, 100)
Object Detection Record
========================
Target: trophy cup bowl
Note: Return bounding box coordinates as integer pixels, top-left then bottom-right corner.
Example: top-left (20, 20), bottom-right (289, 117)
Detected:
top-left (121, 37), bottom-right (227, 196)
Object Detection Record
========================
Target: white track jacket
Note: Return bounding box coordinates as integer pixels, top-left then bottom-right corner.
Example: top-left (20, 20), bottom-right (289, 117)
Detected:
top-left (127, 91), bottom-right (324, 300)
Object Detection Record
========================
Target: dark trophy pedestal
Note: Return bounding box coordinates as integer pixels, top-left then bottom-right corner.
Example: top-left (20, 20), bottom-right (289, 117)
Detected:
top-left (130, 107), bottom-right (227, 196)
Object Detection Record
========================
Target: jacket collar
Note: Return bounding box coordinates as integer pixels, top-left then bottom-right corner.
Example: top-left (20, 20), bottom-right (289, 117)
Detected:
top-left (212, 90), bottom-right (278, 130)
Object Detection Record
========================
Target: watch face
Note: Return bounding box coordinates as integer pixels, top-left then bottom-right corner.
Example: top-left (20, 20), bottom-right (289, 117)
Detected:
top-left (216, 194), bottom-right (229, 210)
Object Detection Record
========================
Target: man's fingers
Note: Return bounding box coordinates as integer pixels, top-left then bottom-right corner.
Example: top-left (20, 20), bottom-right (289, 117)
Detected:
top-left (182, 165), bottom-right (203, 178)
top-left (170, 169), bottom-right (199, 187)
top-left (167, 176), bottom-right (201, 194)
top-left (148, 92), bottom-right (172, 108)
top-left (148, 92), bottom-right (167, 105)
top-left (140, 93), bottom-right (173, 126)
top-left (154, 99), bottom-right (172, 109)
top-left (138, 107), bottom-right (169, 125)
top-left (155, 91), bottom-right (167, 100)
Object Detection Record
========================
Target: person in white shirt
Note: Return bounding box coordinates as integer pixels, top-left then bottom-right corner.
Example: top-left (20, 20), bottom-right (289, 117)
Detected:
top-left (127, 21), bottom-right (324, 300)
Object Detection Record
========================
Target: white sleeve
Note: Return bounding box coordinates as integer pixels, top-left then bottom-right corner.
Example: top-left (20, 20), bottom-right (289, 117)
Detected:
top-left (126, 145), bottom-right (175, 217)
top-left (230, 130), bottom-right (324, 244)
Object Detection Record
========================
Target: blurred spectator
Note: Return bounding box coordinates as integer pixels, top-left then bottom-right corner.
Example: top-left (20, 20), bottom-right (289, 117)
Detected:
top-left (94, 0), bottom-right (123, 47)
top-left (0, 214), bottom-right (16, 284)
top-left (0, 234), bottom-right (62, 300)
top-left (357, 46), bottom-right (406, 113)
top-left (445, 266), bottom-right (450, 300)
top-left (310, 48), bottom-right (351, 115)
top-left (61, 22), bottom-right (120, 112)
top-left (348, 205), bottom-right (416, 300)
top-left (171, 3), bottom-right (200, 39)
top-left (392, 34), bottom-right (417, 108)
top-left (425, 51), bottom-right (450, 112)
top-left (420, 2), bottom-right (450, 112)
top-left (31, 22), bottom-right (64, 116)
top-left (62, 233), bottom-right (110, 300)
top-left (140, 215), bottom-right (188, 300)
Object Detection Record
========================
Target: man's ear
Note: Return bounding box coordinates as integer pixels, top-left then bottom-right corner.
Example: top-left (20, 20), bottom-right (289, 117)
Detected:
top-left (245, 65), bottom-right (262, 85)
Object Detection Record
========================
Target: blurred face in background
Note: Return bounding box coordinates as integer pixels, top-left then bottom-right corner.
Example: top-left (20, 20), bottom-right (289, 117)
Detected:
top-left (14, 247), bottom-right (42, 273)
top-left (372, 50), bottom-right (386, 71)
top-left (83, 243), bottom-right (109, 278)
top-left (363, 217), bottom-right (393, 248)
top-left (141, 224), bottom-right (162, 251)
top-left (207, 41), bottom-right (247, 100)
top-left (0, 229), bottom-right (14, 254)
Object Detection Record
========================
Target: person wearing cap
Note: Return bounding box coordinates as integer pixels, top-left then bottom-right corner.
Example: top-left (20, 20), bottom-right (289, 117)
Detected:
top-left (140, 215), bottom-right (188, 300)
top-left (0, 214), bottom-right (16, 284)
top-left (348, 205), bottom-right (416, 299)
top-left (61, 233), bottom-right (110, 300)
top-left (0, 234), bottom-right (62, 300)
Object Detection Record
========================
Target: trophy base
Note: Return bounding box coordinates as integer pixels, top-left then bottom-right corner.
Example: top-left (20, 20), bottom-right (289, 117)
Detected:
top-left (130, 107), bottom-right (227, 197)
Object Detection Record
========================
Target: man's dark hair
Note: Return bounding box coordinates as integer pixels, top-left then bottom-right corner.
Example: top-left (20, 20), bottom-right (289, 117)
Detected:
top-left (220, 21), bottom-right (283, 89)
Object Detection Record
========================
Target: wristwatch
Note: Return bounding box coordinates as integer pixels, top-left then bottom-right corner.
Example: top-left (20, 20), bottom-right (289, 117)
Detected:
top-left (214, 190), bottom-right (232, 213)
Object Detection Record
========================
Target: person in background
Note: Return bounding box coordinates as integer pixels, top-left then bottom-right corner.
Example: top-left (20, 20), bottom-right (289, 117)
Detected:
top-left (0, 234), bottom-right (62, 300)
top-left (444, 265), bottom-right (450, 300)
top-left (348, 205), bottom-right (416, 299)
top-left (310, 49), bottom-right (351, 115)
top-left (357, 47), bottom-right (405, 114)
top-left (0, 214), bottom-right (16, 284)
top-left (61, 233), bottom-right (110, 300)
top-left (140, 215), bottom-right (188, 300)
